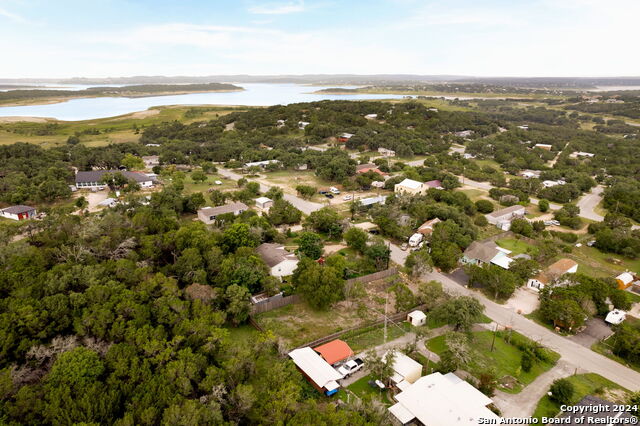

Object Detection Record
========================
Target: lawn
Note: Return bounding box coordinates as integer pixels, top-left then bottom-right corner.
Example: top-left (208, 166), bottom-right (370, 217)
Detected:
top-left (591, 316), bottom-right (640, 374)
top-left (458, 188), bottom-right (488, 203)
top-left (567, 245), bottom-right (640, 278)
top-left (345, 374), bottom-right (394, 405)
top-left (426, 330), bottom-right (560, 393)
top-left (495, 238), bottom-right (538, 256)
top-left (181, 173), bottom-right (237, 194)
top-left (532, 373), bottom-right (629, 421)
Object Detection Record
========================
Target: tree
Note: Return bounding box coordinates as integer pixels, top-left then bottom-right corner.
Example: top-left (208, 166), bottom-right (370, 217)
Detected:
top-left (305, 207), bottom-right (342, 238)
top-left (538, 199), bottom-right (550, 213)
top-left (225, 284), bottom-right (251, 326)
top-left (75, 196), bottom-right (88, 210)
top-left (183, 192), bottom-right (206, 213)
top-left (265, 187), bottom-right (284, 201)
top-left (190, 170), bottom-right (207, 183)
top-left (418, 280), bottom-right (445, 310)
top-left (510, 218), bottom-right (534, 237)
top-left (554, 204), bottom-right (583, 230)
top-left (549, 378), bottom-right (575, 405)
top-left (220, 223), bottom-right (260, 253)
top-left (431, 296), bottom-right (485, 332)
top-left (509, 258), bottom-right (540, 281)
top-left (295, 185), bottom-right (316, 199)
top-left (405, 249), bottom-right (433, 278)
top-left (209, 189), bottom-right (227, 206)
top-left (343, 227), bottom-right (368, 252)
top-left (440, 332), bottom-right (471, 372)
top-left (293, 262), bottom-right (344, 310)
top-left (475, 200), bottom-right (494, 214)
top-left (268, 199), bottom-right (301, 226)
top-left (365, 349), bottom-right (396, 386)
top-left (121, 153), bottom-right (145, 170)
top-left (296, 232), bottom-right (323, 259)
top-left (430, 241), bottom-right (461, 272)
top-left (540, 299), bottom-right (585, 330)
top-left (466, 264), bottom-right (517, 300)
top-left (365, 242), bottom-right (391, 271)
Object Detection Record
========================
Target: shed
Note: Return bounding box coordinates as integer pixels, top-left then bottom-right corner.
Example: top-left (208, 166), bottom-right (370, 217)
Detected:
top-left (386, 351), bottom-right (422, 385)
top-left (255, 196), bottom-right (273, 210)
top-left (616, 272), bottom-right (635, 290)
top-left (407, 310), bottom-right (426, 327)
top-left (1, 205), bottom-right (37, 221)
top-left (313, 340), bottom-right (354, 366)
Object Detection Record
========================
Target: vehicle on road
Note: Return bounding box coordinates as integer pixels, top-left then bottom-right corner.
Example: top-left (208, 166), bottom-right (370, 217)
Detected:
top-left (337, 358), bottom-right (364, 377)
top-left (343, 194), bottom-right (353, 201)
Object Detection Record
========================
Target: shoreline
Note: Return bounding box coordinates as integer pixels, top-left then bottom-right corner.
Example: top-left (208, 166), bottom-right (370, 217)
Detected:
top-left (0, 88), bottom-right (245, 107)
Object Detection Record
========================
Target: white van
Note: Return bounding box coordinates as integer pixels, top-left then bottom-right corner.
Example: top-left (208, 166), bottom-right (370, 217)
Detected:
top-left (329, 187), bottom-right (341, 194)
top-left (408, 233), bottom-right (423, 247)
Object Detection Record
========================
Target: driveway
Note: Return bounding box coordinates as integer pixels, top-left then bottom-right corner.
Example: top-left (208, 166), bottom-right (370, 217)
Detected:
top-left (83, 190), bottom-right (109, 212)
top-left (576, 185), bottom-right (605, 222)
top-left (504, 287), bottom-right (540, 315)
top-left (446, 268), bottom-right (469, 287)
top-left (569, 318), bottom-right (614, 348)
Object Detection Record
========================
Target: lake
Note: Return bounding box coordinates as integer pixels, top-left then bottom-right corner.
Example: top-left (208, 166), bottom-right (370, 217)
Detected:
top-left (0, 83), bottom-right (406, 121)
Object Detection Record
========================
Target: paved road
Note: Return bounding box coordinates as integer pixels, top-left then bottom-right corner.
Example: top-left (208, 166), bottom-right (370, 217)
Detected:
top-left (217, 168), bottom-right (323, 215)
top-left (385, 239), bottom-right (640, 392)
top-left (576, 185), bottom-right (605, 221)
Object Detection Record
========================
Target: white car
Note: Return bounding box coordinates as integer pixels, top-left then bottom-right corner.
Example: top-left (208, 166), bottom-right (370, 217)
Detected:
top-left (214, 180), bottom-right (223, 185)
top-left (343, 195), bottom-right (353, 201)
top-left (337, 358), bottom-right (364, 377)
top-left (329, 186), bottom-right (341, 195)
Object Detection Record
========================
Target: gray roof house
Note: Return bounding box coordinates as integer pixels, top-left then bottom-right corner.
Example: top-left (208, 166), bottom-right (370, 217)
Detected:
top-left (197, 202), bottom-right (248, 224)
top-left (256, 243), bottom-right (299, 278)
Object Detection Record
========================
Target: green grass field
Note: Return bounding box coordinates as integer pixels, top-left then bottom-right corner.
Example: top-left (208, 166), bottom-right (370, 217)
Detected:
top-left (426, 330), bottom-right (560, 393)
top-left (532, 373), bottom-right (629, 421)
top-left (495, 238), bottom-right (539, 256)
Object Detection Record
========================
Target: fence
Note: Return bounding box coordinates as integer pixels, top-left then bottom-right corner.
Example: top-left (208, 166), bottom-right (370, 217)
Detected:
top-left (250, 294), bottom-right (302, 315)
top-left (345, 268), bottom-right (398, 285)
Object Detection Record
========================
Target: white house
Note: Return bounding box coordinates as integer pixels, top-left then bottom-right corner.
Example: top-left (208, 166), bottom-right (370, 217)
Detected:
top-left (197, 202), bottom-right (248, 224)
top-left (394, 178), bottom-right (426, 196)
top-left (569, 151), bottom-right (595, 159)
top-left (388, 372), bottom-right (499, 425)
top-left (519, 170), bottom-right (540, 179)
top-left (244, 160), bottom-right (280, 169)
top-left (527, 258), bottom-right (578, 291)
top-left (365, 113), bottom-right (378, 119)
top-left (534, 143), bottom-right (552, 150)
top-left (288, 347), bottom-right (342, 396)
top-left (385, 351), bottom-right (422, 388)
top-left (486, 205), bottom-right (526, 231)
top-left (542, 179), bottom-right (566, 188)
top-left (359, 195), bottom-right (387, 208)
top-left (256, 243), bottom-right (299, 278)
top-left (378, 147), bottom-right (396, 157)
top-left (1, 205), bottom-right (37, 221)
top-left (407, 310), bottom-right (426, 327)
top-left (454, 130), bottom-right (474, 138)
top-left (298, 121), bottom-right (310, 129)
top-left (462, 241), bottom-right (513, 269)
top-left (75, 170), bottom-right (154, 189)
top-left (255, 196), bottom-right (273, 210)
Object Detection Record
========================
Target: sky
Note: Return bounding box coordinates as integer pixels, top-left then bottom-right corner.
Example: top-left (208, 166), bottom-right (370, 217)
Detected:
top-left (0, 0), bottom-right (638, 78)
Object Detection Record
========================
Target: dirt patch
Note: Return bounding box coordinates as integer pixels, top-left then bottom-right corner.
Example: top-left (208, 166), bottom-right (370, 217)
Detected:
top-left (128, 109), bottom-right (160, 119)
top-left (0, 116), bottom-right (51, 123)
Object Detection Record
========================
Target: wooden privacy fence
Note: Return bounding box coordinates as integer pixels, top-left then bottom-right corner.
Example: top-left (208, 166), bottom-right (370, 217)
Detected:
top-left (250, 294), bottom-right (302, 314)
top-left (345, 267), bottom-right (398, 285)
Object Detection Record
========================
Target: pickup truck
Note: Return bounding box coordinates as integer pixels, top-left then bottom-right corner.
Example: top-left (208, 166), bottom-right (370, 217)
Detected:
top-left (337, 358), bottom-right (364, 377)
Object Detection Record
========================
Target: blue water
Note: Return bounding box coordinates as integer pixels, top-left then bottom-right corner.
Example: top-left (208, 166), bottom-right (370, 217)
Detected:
top-left (0, 83), bottom-right (405, 121)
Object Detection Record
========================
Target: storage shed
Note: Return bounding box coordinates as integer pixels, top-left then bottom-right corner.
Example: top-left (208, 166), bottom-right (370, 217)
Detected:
top-left (407, 310), bottom-right (426, 327)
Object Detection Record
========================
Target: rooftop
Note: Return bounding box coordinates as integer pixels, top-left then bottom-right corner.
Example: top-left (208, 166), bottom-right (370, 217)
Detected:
top-left (75, 170), bottom-right (152, 183)
top-left (487, 204), bottom-right (525, 218)
top-left (289, 347), bottom-right (343, 389)
top-left (464, 241), bottom-right (501, 264)
top-left (199, 202), bottom-right (248, 217)
top-left (256, 243), bottom-right (297, 267)
top-left (1, 205), bottom-right (36, 214)
top-left (313, 340), bottom-right (354, 365)
top-left (396, 178), bottom-right (424, 190)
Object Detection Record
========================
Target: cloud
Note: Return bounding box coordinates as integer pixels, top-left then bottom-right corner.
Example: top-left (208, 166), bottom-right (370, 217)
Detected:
top-left (247, 0), bottom-right (304, 15)
top-left (0, 6), bottom-right (24, 22)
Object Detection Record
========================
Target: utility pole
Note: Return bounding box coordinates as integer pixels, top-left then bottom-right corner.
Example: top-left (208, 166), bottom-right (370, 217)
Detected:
top-left (384, 293), bottom-right (388, 344)
top-left (490, 322), bottom-right (498, 352)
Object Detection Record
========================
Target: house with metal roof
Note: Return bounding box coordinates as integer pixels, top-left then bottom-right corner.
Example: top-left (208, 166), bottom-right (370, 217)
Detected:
top-left (394, 178), bottom-right (426, 196)
top-left (75, 170), bottom-right (154, 189)
top-left (388, 372), bottom-right (499, 425)
top-left (255, 243), bottom-right (299, 278)
top-left (1, 205), bottom-right (37, 221)
top-left (197, 202), bottom-right (248, 224)
top-left (486, 205), bottom-right (526, 231)
top-left (527, 258), bottom-right (578, 291)
top-left (313, 340), bottom-right (354, 366)
top-left (461, 241), bottom-right (513, 269)
top-left (288, 347), bottom-right (343, 396)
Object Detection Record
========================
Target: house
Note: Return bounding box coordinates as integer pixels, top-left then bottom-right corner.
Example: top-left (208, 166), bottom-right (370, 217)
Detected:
top-left (424, 179), bottom-right (443, 190)
top-left (527, 258), bottom-right (578, 291)
top-left (358, 195), bottom-right (387, 208)
top-left (371, 181), bottom-right (385, 188)
top-left (378, 147), bottom-right (395, 157)
top-left (569, 151), bottom-right (595, 159)
top-left (454, 130), bottom-right (474, 138)
top-left (519, 170), bottom-right (540, 179)
top-left (417, 218), bottom-right (441, 236)
top-left (365, 113), bottom-right (378, 119)
top-left (388, 372), bottom-right (499, 425)
top-left (1, 205), bottom-right (37, 221)
top-left (386, 351), bottom-right (422, 387)
top-left (256, 243), bottom-right (299, 278)
top-left (243, 159), bottom-right (280, 169)
top-left (75, 170), bottom-right (154, 189)
top-left (394, 178), bottom-right (426, 196)
top-left (615, 272), bottom-right (638, 290)
top-left (337, 132), bottom-right (354, 143)
top-left (462, 241), bottom-right (513, 269)
top-left (533, 143), bottom-right (552, 150)
top-left (313, 340), bottom-right (354, 366)
top-left (197, 202), bottom-right (248, 224)
top-left (276, 119), bottom-right (286, 128)
top-left (255, 196), bottom-right (273, 210)
top-left (355, 163), bottom-right (387, 176)
top-left (288, 347), bottom-right (343, 396)
top-left (407, 310), bottom-right (426, 326)
top-left (558, 395), bottom-right (635, 425)
top-left (142, 155), bottom-right (159, 168)
top-left (486, 205), bottom-right (526, 231)
top-left (542, 179), bottom-right (566, 188)
top-left (298, 121), bottom-right (310, 129)
top-left (517, 125), bottom-right (529, 130)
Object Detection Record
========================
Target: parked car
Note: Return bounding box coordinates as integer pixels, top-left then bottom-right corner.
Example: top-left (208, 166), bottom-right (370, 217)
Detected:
top-left (324, 193), bottom-right (334, 199)
top-left (318, 190), bottom-right (328, 195)
top-left (329, 186), bottom-right (341, 195)
top-left (368, 228), bottom-right (380, 235)
top-left (343, 194), bottom-right (353, 201)
top-left (214, 180), bottom-right (223, 185)
top-left (338, 358), bottom-right (364, 377)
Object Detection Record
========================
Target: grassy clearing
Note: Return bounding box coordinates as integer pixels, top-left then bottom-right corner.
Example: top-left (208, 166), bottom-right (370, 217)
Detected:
top-left (495, 238), bottom-right (539, 256)
top-left (181, 173), bottom-right (237, 195)
top-left (568, 245), bottom-right (640, 278)
top-left (426, 330), bottom-right (560, 393)
top-left (458, 188), bottom-right (488, 203)
top-left (342, 322), bottom-right (412, 353)
top-left (0, 106), bottom-right (244, 148)
top-left (345, 374), bottom-right (394, 405)
top-left (532, 373), bottom-right (629, 421)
